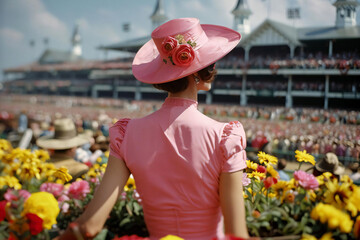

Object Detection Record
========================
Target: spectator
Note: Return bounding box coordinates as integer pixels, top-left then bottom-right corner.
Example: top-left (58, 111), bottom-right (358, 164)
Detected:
top-left (349, 162), bottom-right (360, 182)
top-left (36, 118), bottom-right (90, 179)
top-left (17, 110), bottom-right (28, 133)
top-left (277, 158), bottom-right (290, 181)
top-left (312, 153), bottom-right (345, 179)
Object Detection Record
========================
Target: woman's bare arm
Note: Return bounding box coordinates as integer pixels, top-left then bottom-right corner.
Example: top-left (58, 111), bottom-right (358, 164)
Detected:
top-left (57, 155), bottom-right (130, 239)
top-left (220, 170), bottom-right (250, 238)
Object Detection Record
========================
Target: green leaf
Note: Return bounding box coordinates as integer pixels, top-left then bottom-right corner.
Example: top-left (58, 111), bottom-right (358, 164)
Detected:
top-left (93, 229), bottom-right (108, 240)
top-left (119, 217), bottom-right (131, 227)
top-left (133, 202), bottom-right (141, 215)
top-left (126, 203), bottom-right (133, 216)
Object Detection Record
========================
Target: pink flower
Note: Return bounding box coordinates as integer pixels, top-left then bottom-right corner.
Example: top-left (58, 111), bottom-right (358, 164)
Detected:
top-left (242, 173), bottom-right (251, 187)
top-left (57, 194), bottom-right (70, 204)
top-left (172, 44), bottom-right (195, 66)
top-left (294, 170), bottom-right (319, 190)
top-left (161, 36), bottom-right (178, 56)
top-left (4, 189), bottom-right (31, 206)
top-left (68, 180), bottom-right (90, 200)
top-left (40, 182), bottom-right (64, 198)
top-left (61, 202), bottom-right (70, 213)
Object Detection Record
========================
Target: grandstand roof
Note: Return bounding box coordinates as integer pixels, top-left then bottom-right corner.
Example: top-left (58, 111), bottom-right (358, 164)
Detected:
top-left (240, 19), bottom-right (301, 46)
top-left (298, 25), bottom-right (360, 40)
top-left (39, 49), bottom-right (82, 64)
top-left (101, 18), bottom-right (360, 53)
top-left (3, 59), bottom-right (132, 73)
top-left (98, 36), bottom-right (150, 52)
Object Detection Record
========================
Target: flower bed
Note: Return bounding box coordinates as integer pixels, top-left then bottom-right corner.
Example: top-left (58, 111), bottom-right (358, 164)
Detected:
top-left (0, 139), bottom-right (359, 239)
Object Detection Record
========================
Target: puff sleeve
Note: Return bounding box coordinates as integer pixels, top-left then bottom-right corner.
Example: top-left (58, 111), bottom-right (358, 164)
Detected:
top-left (220, 121), bottom-right (247, 172)
top-left (109, 118), bottom-right (131, 159)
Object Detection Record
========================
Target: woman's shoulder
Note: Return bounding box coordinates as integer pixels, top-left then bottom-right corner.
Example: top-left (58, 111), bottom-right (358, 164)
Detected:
top-left (109, 118), bottom-right (132, 137)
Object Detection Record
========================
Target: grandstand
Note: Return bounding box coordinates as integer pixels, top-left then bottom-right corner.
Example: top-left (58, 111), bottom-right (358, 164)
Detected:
top-left (2, 0), bottom-right (360, 110)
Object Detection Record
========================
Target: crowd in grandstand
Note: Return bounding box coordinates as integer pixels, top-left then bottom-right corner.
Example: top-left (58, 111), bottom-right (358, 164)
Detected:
top-left (217, 50), bottom-right (360, 71)
top-left (1, 94), bottom-right (359, 165)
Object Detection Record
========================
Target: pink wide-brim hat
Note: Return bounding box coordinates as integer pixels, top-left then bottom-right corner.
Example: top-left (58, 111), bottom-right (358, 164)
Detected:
top-left (132, 18), bottom-right (241, 84)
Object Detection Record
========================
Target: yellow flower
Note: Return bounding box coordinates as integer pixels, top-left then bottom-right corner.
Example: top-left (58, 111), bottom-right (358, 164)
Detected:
top-left (160, 235), bottom-right (184, 240)
top-left (324, 181), bottom-right (352, 210)
top-left (287, 178), bottom-right (297, 190)
top-left (267, 164), bottom-right (279, 179)
top-left (22, 192), bottom-right (60, 229)
top-left (309, 190), bottom-right (317, 202)
top-left (257, 151), bottom-right (278, 166)
top-left (40, 163), bottom-right (57, 178)
top-left (301, 234), bottom-right (317, 240)
top-left (340, 174), bottom-right (353, 184)
top-left (311, 203), bottom-right (353, 233)
top-left (0, 139), bottom-right (12, 151)
top-left (87, 168), bottom-right (98, 178)
top-left (0, 176), bottom-right (22, 190)
top-left (295, 150), bottom-right (315, 165)
top-left (33, 149), bottom-right (50, 162)
top-left (53, 167), bottom-right (73, 182)
top-left (247, 171), bottom-right (265, 181)
top-left (319, 233), bottom-right (334, 240)
top-left (16, 161), bottom-right (41, 180)
top-left (124, 176), bottom-right (136, 191)
top-left (104, 151), bottom-right (109, 158)
top-left (246, 160), bottom-right (258, 170)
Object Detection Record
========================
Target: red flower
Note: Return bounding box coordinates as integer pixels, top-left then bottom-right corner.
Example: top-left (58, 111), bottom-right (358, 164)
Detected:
top-left (263, 177), bottom-right (278, 189)
top-left (256, 165), bottom-right (266, 173)
top-left (26, 213), bottom-right (43, 235)
top-left (0, 200), bottom-right (7, 222)
top-left (172, 44), bottom-right (195, 67)
top-left (161, 36), bottom-right (178, 56)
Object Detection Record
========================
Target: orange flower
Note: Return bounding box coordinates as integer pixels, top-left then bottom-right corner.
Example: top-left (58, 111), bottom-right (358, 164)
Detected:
top-left (285, 192), bottom-right (295, 203)
top-left (252, 210), bottom-right (261, 218)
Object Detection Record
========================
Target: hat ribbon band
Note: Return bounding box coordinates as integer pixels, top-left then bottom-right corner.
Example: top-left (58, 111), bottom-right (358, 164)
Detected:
top-left (54, 129), bottom-right (77, 139)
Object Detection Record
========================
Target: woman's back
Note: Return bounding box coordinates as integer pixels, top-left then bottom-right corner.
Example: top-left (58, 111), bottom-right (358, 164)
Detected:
top-left (110, 97), bottom-right (247, 239)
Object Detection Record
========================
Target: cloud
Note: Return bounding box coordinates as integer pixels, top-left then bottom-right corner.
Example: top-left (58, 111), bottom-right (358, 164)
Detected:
top-left (0, 28), bottom-right (24, 43)
top-left (0, 0), bottom-right (69, 70)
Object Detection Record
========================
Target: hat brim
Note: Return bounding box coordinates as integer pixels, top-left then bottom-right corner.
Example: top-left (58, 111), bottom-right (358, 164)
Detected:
top-left (37, 134), bottom-right (90, 150)
top-left (132, 24), bottom-right (241, 84)
top-left (315, 161), bottom-right (345, 175)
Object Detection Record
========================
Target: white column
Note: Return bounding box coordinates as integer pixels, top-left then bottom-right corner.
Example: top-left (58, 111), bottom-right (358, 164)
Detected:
top-left (324, 75), bottom-right (329, 109)
top-left (206, 92), bottom-right (212, 104)
top-left (135, 80), bottom-right (142, 100)
top-left (240, 74), bottom-right (247, 106)
top-left (289, 44), bottom-right (295, 59)
top-left (329, 40), bottom-right (333, 58)
top-left (286, 75), bottom-right (293, 108)
top-left (91, 86), bottom-right (98, 98)
top-left (244, 46), bottom-right (251, 63)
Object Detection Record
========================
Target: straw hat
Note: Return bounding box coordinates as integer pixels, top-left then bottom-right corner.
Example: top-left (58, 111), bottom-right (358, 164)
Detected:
top-left (132, 18), bottom-right (241, 84)
top-left (37, 118), bottom-right (90, 150)
top-left (315, 152), bottom-right (345, 175)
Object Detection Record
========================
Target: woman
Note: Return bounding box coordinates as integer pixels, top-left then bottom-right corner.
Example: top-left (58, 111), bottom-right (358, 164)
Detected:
top-left (58, 18), bottom-right (250, 240)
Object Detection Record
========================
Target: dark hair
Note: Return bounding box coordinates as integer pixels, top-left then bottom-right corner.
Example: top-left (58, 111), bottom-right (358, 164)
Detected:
top-left (152, 63), bottom-right (217, 93)
top-left (277, 158), bottom-right (287, 170)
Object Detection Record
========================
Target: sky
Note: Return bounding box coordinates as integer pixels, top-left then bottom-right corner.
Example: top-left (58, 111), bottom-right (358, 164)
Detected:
top-left (1, 0), bottom-right (360, 74)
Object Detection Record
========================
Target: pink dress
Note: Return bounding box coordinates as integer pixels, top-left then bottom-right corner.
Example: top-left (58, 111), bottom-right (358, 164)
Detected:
top-left (109, 97), bottom-right (247, 240)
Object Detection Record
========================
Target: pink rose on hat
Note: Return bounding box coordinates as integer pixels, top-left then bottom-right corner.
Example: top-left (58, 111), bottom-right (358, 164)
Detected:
top-left (172, 44), bottom-right (195, 67)
top-left (161, 36), bottom-right (178, 56)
